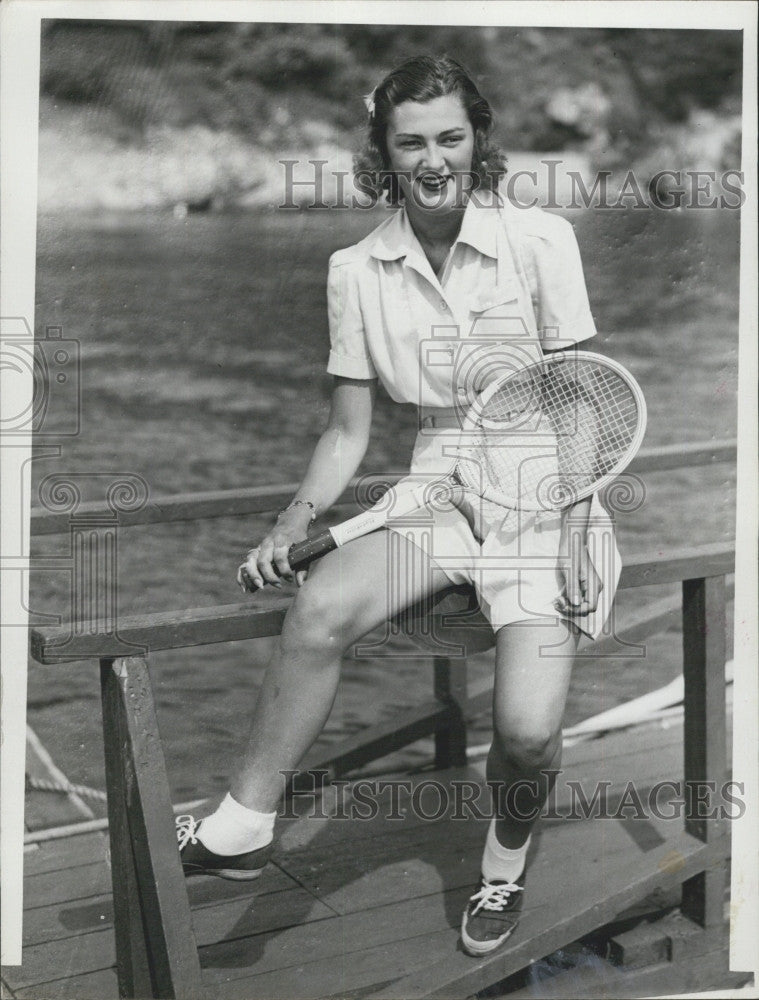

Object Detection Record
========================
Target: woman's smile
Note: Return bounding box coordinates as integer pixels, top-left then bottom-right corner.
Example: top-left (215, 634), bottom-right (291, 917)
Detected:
top-left (418, 172), bottom-right (453, 191)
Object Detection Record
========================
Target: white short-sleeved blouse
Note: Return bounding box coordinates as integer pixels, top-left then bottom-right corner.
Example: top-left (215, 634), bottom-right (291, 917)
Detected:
top-left (326, 188), bottom-right (597, 408)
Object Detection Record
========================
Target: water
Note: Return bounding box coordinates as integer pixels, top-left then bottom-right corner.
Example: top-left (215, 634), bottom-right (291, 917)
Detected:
top-left (28, 205), bottom-right (739, 804)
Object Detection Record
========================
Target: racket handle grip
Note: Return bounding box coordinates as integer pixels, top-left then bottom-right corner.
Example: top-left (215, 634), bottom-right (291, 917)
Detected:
top-left (288, 529), bottom-right (337, 570)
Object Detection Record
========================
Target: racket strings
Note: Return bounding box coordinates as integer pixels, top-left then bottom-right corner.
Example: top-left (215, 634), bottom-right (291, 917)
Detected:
top-left (455, 359), bottom-right (642, 510)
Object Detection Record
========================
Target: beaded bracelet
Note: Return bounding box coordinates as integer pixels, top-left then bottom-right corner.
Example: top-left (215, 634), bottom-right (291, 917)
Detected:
top-left (277, 499), bottom-right (316, 522)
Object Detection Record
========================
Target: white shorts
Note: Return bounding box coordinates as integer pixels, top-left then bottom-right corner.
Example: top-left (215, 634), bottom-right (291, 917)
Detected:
top-left (384, 424), bottom-right (621, 640)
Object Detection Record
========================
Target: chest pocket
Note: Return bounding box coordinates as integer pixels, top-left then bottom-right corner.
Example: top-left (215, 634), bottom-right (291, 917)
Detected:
top-left (468, 279), bottom-right (531, 341)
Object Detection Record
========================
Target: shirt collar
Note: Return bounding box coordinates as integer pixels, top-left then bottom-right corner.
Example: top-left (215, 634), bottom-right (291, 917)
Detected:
top-left (369, 187), bottom-right (501, 264)
top-left (368, 208), bottom-right (419, 262)
top-left (456, 187), bottom-right (500, 258)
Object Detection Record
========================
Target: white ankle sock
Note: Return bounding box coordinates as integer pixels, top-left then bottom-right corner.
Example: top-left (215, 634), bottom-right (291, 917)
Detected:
top-left (481, 819), bottom-right (531, 883)
top-left (197, 793), bottom-right (276, 855)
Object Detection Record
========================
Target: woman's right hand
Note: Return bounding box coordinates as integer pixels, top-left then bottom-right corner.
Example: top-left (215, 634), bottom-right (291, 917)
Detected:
top-left (237, 508), bottom-right (312, 592)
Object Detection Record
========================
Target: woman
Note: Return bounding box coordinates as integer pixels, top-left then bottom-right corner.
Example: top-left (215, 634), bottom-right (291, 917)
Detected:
top-left (176, 55), bottom-right (619, 957)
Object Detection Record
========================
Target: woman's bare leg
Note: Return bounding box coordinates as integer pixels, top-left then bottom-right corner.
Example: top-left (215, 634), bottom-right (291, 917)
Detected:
top-left (230, 529), bottom-right (450, 811)
top-left (460, 619), bottom-right (579, 956)
top-left (487, 620), bottom-right (579, 847)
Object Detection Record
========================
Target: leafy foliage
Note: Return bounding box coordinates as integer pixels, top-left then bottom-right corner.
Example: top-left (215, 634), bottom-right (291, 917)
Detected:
top-left (40, 21), bottom-right (742, 155)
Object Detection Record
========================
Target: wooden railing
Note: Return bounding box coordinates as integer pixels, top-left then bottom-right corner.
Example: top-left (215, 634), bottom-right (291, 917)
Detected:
top-left (29, 439), bottom-right (736, 535)
top-left (28, 439), bottom-right (736, 999)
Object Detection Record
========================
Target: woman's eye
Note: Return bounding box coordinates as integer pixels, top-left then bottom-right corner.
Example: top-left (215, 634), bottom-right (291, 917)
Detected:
top-left (442, 136), bottom-right (463, 145)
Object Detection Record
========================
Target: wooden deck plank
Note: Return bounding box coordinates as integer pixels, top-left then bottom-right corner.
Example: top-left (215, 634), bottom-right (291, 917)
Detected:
top-left (22, 869), bottom-right (313, 944)
top-left (273, 798), bottom-right (685, 920)
top-left (275, 763), bottom-right (483, 853)
top-left (23, 832), bottom-right (108, 877)
top-left (13, 865), bottom-right (338, 991)
top-left (14, 967), bottom-right (119, 1000)
top-left (198, 889), bottom-right (470, 992)
top-left (4, 928), bottom-right (116, 993)
top-left (22, 850), bottom-right (295, 912)
top-left (11, 885), bottom-right (336, 993)
top-left (214, 927), bottom-right (460, 1000)
top-left (23, 862), bottom-right (121, 911)
top-left (22, 870), bottom-right (334, 948)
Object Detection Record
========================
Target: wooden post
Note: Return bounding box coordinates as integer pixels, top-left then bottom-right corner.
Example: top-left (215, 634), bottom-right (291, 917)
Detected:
top-left (433, 656), bottom-right (468, 769)
top-left (681, 575), bottom-right (728, 929)
top-left (101, 656), bottom-right (203, 998)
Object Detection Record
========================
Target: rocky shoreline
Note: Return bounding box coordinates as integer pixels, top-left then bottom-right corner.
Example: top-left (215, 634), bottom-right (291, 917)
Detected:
top-left (38, 98), bottom-right (741, 215)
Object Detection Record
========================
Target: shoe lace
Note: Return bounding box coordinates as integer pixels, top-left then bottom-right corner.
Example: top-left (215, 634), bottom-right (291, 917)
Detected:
top-left (470, 880), bottom-right (523, 916)
top-left (175, 814), bottom-right (199, 850)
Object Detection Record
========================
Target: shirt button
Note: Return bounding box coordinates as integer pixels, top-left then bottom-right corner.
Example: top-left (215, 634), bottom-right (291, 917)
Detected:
top-left (440, 300), bottom-right (448, 311)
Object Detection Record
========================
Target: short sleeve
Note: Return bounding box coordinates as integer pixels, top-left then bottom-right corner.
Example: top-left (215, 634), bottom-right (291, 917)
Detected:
top-left (528, 218), bottom-right (597, 351)
top-left (326, 255), bottom-right (377, 380)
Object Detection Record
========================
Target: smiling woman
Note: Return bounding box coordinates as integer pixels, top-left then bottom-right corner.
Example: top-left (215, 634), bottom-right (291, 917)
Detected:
top-left (179, 53), bottom-right (624, 960)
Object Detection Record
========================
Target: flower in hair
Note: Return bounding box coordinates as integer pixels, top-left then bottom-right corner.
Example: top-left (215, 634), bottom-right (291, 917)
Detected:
top-left (363, 88), bottom-right (377, 118)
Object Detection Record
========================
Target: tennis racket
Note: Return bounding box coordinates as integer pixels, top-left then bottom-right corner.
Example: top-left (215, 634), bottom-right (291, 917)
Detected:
top-left (287, 350), bottom-right (646, 571)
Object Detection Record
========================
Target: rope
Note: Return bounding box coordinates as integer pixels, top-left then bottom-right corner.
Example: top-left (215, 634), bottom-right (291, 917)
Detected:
top-left (26, 775), bottom-right (108, 803)
top-left (24, 798), bottom-right (211, 844)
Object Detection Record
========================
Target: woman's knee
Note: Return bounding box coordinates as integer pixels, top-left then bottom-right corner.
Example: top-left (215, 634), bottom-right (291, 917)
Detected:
top-left (492, 719), bottom-right (561, 772)
top-left (279, 581), bottom-right (360, 656)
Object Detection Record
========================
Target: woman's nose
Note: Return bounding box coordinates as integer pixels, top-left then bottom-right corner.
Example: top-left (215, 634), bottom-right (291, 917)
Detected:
top-left (420, 144), bottom-right (446, 172)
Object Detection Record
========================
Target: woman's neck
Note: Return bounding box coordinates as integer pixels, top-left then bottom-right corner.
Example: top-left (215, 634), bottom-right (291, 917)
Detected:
top-left (405, 201), bottom-right (465, 251)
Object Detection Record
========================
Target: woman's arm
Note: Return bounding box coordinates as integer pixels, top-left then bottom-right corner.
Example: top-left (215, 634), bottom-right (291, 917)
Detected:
top-left (240, 376), bottom-right (377, 590)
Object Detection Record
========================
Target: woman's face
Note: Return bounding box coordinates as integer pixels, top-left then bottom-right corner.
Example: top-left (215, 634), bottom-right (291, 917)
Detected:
top-left (385, 93), bottom-right (475, 213)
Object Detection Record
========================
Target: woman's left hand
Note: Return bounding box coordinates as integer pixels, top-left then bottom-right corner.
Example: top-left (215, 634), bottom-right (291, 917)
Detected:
top-left (555, 499), bottom-right (602, 617)
top-left (556, 542), bottom-right (602, 617)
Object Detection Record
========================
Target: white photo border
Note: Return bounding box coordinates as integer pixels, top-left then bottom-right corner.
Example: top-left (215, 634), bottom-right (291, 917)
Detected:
top-left (1, 0), bottom-right (756, 987)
